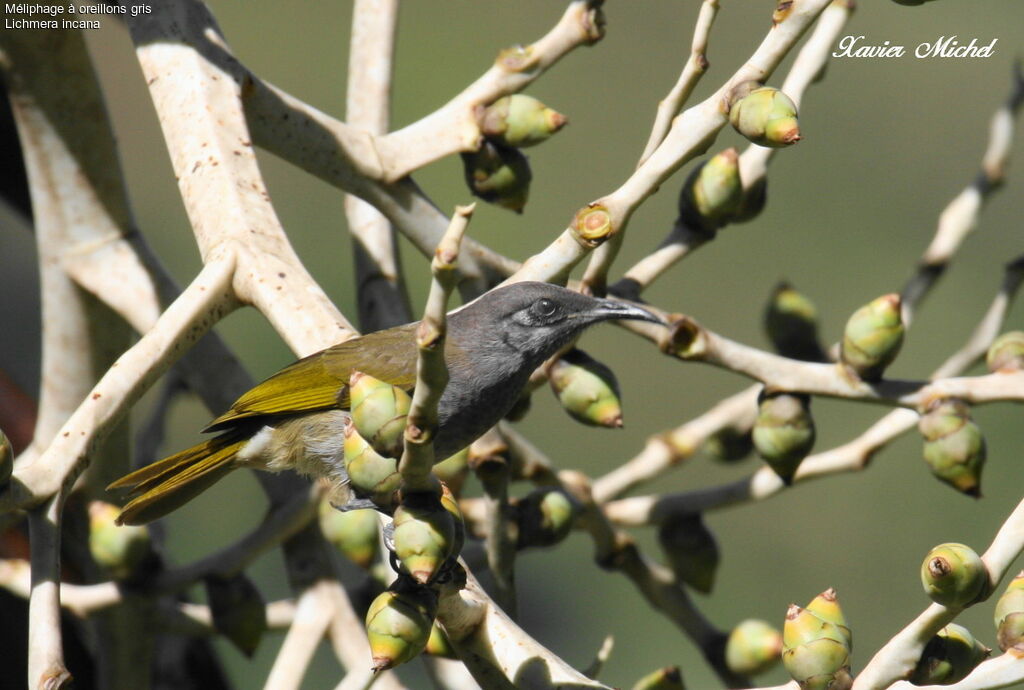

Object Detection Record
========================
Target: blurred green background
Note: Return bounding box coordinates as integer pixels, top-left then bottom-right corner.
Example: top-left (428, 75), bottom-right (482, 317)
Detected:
top-left (2, 1), bottom-right (1024, 688)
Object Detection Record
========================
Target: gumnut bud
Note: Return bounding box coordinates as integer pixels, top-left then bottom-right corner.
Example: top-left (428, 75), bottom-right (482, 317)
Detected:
top-left (393, 491), bottom-right (458, 584)
top-left (461, 140), bottom-right (532, 213)
top-left (0, 427), bottom-right (11, 485)
top-left (478, 94), bottom-right (568, 148)
top-left (703, 425), bottom-right (754, 463)
top-left (319, 501), bottom-right (379, 569)
top-left (344, 419), bottom-right (401, 501)
top-left (432, 447), bottom-right (470, 497)
top-left (365, 585), bottom-right (437, 671)
top-left (986, 331), bottom-right (1024, 372)
top-left (728, 83), bottom-right (801, 148)
top-left (764, 282), bottom-right (826, 362)
top-left (89, 501), bottom-right (151, 580)
top-left (425, 622), bottom-right (457, 659)
top-left (840, 294), bottom-right (904, 381)
top-left (731, 176), bottom-right (768, 225)
top-left (205, 573), bottom-right (268, 657)
top-left (630, 666), bottom-right (685, 690)
top-left (994, 571), bottom-right (1024, 652)
top-left (752, 391), bottom-right (815, 484)
top-left (349, 371), bottom-right (411, 458)
top-left (516, 486), bottom-right (579, 549)
top-left (783, 600), bottom-right (853, 690)
top-left (911, 623), bottom-right (990, 685)
top-left (806, 588), bottom-right (852, 648)
top-left (920, 543), bottom-right (988, 608)
top-left (439, 483), bottom-right (466, 561)
top-left (658, 512), bottom-right (720, 594)
top-left (725, 619), bottom-right (783, 676)
top-left (919, 398), bottom-right (986, 497)
top-left (548, 349), bottom-right (624, 428)
top-left (678, 148), bottom-right (743, 232)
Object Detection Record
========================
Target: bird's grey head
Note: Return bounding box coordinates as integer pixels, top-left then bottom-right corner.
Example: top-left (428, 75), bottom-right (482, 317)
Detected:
top-left (450, 282), bottom-right (662, 368)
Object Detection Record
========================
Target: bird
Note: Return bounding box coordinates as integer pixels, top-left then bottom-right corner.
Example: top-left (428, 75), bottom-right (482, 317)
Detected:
top-left (109, 282), bottom-right (661, 525)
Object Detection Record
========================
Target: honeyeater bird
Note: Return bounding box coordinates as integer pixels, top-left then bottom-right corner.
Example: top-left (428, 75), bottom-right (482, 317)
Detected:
top-left (108, 282), bottom-right (660, 525)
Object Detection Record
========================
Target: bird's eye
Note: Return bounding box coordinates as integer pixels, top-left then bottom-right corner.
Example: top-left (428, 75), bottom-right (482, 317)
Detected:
top-left (533, 298), bottom-right (557, 317)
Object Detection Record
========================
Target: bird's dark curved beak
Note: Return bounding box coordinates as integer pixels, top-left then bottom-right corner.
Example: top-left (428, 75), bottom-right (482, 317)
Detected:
top-left (589, 298), bottom-right (663, 325)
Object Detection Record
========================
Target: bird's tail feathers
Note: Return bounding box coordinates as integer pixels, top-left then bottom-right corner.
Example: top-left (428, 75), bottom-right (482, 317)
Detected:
top-left (108, 434), bottom-right (247, 526)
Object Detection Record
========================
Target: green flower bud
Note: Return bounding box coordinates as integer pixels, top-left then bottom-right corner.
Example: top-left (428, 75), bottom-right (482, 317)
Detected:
top-left (461, 141), bottom-right (532, 213)
top-left (919, 398), bottom-right (986, 497)
top-left (994, 571), bottom-right (1024, 652)
top-left (393, 492), bottom-right (458, 584)
top-left (752, 391), bottom-right (815, 484)
top-left (344, 420), bottom-right (401, 501)
top-left (478, 94), bottom-right (568, 148)
top-left (783, 604), bottom-right (853, 690)
top-left (728, 84), bottom-right (801, 148)
top-left (920, 543), bottom-right (988, 608)
top-left (319, 502), bottom-right (379, 569)
top-left (703, 425), bottom-right (753, 463)
top-left (88, 501), bottom-right (151, 580)
top-left (205, 573), bottom-right (267, 657)
top-left (349, 371), bottom-right (411, 458)
top-left (658, 512), bottom-right (720, 594)
top-left (425, 622), bottom-right (457, 659)
top-left (840, 294), bottom-right (904, 381)
top-left (986, 331), bottom-right (1024, 373)
top-left (731, 176), bottom-right (768, 225)
top-left (805, 588), bottom-right (852, 649)
top-left (365, 587), bottom-right (437, 671)
top-left (440, 483), bottom-right (466, 562)
top-left (764, 282), bottom-right (826, 362)
top-left (0, 427), bottom-right (13, 486)
top-left (911, 623), bottom-right (990, 685)
top-left (516, 486), bottom-right (578, 549)
top-left (548, 349), bottom-right (624, 428)
top-left (432, 448), bottom-right (470, 497)
top-left (725, 619), bottom-right (783, 676)
top-left (630, 666), bottom-right (685, 690)
top-left (678, 148), bottom-right (743, 232)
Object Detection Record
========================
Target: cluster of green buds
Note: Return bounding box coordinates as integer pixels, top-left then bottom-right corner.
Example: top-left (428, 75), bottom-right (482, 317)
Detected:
top-left (725, 619), bottom-right (783, 677)
top-left (986, 331), bottom-right (1024, 372)
top-left (764, 282), bottom-right (826, 362)
top-left (911, 623), bottom-right (989, 685)
top-left (478, 94), bottom-right (568, 149)
top-left (658, 511), bottom-right (720, 594)
top-left (918, 398), bottom-right (986, 497)
top-left (548, 349), bottom-right (624, 428)
top-left (465, 94), bottom-right (567, 212)
top-left (425, 621), bottom-right (457, 659)
top-left (993, 571), bottom-right (1024, 652)
top-left (461, 141), bottom-right (532, 213)
top-left (0, 427), bottom-right (12, 486)
top-left (515, 486), bottom-right (579, 549)
top-left (205, 572), bottom-right (268, 656)
top-left (345, 372), bottom-right (412, 502)
top-left (630, 665), bottom-right (685, 690)
top-left (677, 148), bottom-right (743, 233)
top-left (840, 294), bottom-right (904, 381)
top-left (319, 500), bottom-right (379, 569)
top-left (703, 424), bottom-right (754, 463)
top-left (752, 390), bottom-right (816, 484)
top-left (783, 589), bottom-right (853, 690)
top-left (365, 583), bottom-right (438, 671)
top-left (728, 83), bottom-right (801, 148)
top-left (393, 485), bottom-right (465, 584)
top-left (88, 501), bottom-right (151, 580)
top-left (920, 543), bottom-right (988, 608)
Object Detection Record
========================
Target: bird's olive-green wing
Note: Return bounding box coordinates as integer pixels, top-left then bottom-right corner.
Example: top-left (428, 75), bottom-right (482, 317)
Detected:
top-left (204, 324), bottom-right (419, 432)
